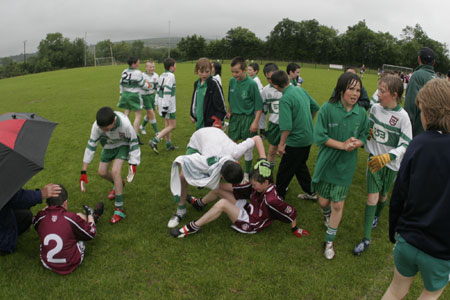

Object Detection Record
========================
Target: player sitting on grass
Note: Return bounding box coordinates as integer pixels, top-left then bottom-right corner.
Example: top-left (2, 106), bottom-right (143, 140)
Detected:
top-left (353, 75), bottom-right (412, 256)
top-left (80, 106), bottom-right (140, 224)
top-left (33, 184), bottom-right (103, 275)
top-left (167, 126), bottom-right (266, 228)
top-left (170, 161), bottom-right (310, 238)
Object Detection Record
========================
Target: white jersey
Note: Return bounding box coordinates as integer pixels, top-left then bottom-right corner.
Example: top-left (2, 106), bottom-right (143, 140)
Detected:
top-left (371, 90), bottom-right (379, 106)
top-left (83, 111), bottom-right (141, 165)
top-left (141, 72), bottom-right (158, 96)
top-left (213, 74), bottom-right (222, 87)
top-left (251, 76), bottom-right (264, 94)
top-left (187, 127), bottom-right (255, 160)
top-left (261, 84), bottom-right (282, 124)
top-left (119, 68), bottom-right (147, 94)
top-left (155, 71), bottom-right (176, 115)
top-left (365, 103), bottom-right (412, 171)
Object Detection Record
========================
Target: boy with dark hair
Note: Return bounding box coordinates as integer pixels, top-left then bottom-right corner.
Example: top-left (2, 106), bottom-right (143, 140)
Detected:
top-left (270, 70), bottom-right (319, 201)
top-left (353, 75), bottom-right (412, 256)
top-left (33, 185), bottom-right (104, 275)
top-left (150, 58), bottom-right (178, 153)
top-left (261, 63), bottom-right (282, 168)
top-left (167, 127), bottom-right (267, 228)
top-left (382, 78), bottom-right (450, 300)
top-left (227, 56), bottom-right (263, 182)
top-left (80, 106), bottom-right (140, 224)
top-left (286, 62), bottom-right (303, 87)
top-left (118, 56), bottom-right (149, 145)
top-left (329, 66), bottom-right (370, 110)
top-left (170, 160), bottom-right (310, 238)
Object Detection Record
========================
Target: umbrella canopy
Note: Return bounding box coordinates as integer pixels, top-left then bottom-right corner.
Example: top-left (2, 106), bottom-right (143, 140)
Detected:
top-left (0, 113), bottom-right (57, 209)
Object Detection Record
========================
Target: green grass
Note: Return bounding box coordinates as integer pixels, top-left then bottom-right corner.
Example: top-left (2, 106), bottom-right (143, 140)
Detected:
top-left (0, 63), bottom-right (446, 300)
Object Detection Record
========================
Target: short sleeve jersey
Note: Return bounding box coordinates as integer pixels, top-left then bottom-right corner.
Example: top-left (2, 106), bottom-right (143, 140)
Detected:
top-left (33, 206), bottom-right (96, 275)
top-left (278, 85), bottom-right (317, 147)
top-left (261, 84), bottom-right (282, 124)
top-left (228, 75), bottom-right (263, 115)
top-left (312, 100), bottom-right (369, 186)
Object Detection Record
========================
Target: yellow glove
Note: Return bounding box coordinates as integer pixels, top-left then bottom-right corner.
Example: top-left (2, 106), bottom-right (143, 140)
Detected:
top-left (368, 153), bottom-right (391, 173)
top-left (368, 128), bottom-right (373, 141)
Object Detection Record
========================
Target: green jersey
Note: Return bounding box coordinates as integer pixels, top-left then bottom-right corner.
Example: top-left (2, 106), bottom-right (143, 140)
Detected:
top-left (404, 64), bottom-right (437, 136)
top-left (312, 100), bottom-right (369, 186)
top-left (228, 75), bottom-right (263, 115)
top-left (279, 85), bottom-right (319, 147)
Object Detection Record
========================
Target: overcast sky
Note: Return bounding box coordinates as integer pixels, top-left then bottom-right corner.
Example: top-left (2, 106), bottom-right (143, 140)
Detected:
top-left (1, 0), bottom-right (449, 58)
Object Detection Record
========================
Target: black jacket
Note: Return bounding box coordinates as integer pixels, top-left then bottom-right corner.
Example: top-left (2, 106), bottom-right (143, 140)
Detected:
top-left (389, 130), bottom-right (450, 260)
top-left (190, 77), bottom-right (227, 127)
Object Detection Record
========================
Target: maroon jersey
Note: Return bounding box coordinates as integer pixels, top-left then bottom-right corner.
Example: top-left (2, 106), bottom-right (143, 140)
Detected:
top-left (33, 206), bottom-right (96, 275)
top-left (232, 183), bottom-right (297, 233)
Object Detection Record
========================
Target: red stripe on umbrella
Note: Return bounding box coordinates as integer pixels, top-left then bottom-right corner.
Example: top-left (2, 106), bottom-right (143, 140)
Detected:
top-left (0, 119), bottom-right (26, 149)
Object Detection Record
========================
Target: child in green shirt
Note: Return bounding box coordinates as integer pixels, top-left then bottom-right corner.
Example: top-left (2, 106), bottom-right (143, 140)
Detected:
top-left (312, 72), bottom-right (369, 260)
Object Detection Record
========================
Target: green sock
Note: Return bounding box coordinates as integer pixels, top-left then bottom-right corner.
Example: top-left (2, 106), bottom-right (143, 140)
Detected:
top-left (150, 119), bottom-right (159, 133)
top-left (177, 203), bottom-right (187, 216)
top-left (325, 225), bottom-right (338, 242)
top-left (142, 116), bottom-right (149, 127)
top-left (375, 200), bottom-right (387, 218)
top-left (363, 205), bottom-right (377, 240)
top-left (321, 206), bottom-right (331, 216)
top-left (115, 194), bottom-right (124, 209)
top-left (245, 160), bottom-right (252, 174)
top-left (152, 136), bottom-right (160, 143)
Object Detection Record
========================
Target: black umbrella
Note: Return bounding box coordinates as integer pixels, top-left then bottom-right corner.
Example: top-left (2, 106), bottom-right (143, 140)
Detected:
top-left (0, 113), bottom-right (57, 209)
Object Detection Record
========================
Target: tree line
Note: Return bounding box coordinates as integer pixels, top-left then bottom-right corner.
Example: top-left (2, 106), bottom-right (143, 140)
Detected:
top-left (1, 19), bottom-right (449, 79)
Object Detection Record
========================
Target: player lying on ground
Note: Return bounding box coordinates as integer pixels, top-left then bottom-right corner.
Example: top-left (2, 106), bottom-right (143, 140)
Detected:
top-left (171, 160), bottom-right (310, 238)
top-left (168, 126), bottom-right (266, 228)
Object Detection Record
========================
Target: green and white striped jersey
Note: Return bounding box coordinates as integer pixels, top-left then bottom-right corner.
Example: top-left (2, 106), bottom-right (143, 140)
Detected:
top-left (141, 72), bottom-right (158, 95)
top-left (119, 68), bottom-right (147, 94)
top-left (83, 111), bottom-right (141, 165)
top-left (365, 103), bottom-right (412, 171)
top-left (261, 84), bottom-right (282, 124)
top-left (155, 71), bottom-right (176, 114)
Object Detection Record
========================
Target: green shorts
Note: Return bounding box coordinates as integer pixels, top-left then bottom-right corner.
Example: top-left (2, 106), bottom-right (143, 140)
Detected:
top-left (228, 114), bottom-right (256, 141)
top-left (162, 112), bottom-right (176, 120)
top-left (118, 92), bottom-right (143, 111)
top-left (100, 145), bottom-right (129, 163)
top-left (267, 122), bottom-right (280, 146)
top-left (142, 94), bottom-right (156, 110)
top-left (366, 164), bottom-right (397, 196)
top-left (312, 181), bottom-right (349, 202)
top-left (394, 235), bottom-right (450, 291)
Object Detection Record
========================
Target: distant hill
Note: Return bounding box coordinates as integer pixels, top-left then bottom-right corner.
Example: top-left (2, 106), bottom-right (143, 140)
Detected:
top-left (1, 37), bottom-right (215, 63)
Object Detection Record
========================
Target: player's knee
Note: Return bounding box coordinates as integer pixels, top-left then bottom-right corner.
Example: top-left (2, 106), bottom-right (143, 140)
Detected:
top-left (215, 199), bottom-right (229, 210)
top-left (111, 167), bottom-right (121, 179)
top-left (98, 169), bottom-right (108, 178)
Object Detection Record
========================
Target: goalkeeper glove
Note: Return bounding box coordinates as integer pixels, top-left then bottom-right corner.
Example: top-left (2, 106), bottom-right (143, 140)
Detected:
top-left (254, 159), bottom-right (272, 178)
top-left (83, 205), bottom-right (94, 218)
top-left (127, 164), bottom-right (136, 183)
top-left (291, 226), bottom-right (310, 238)
top-left (368, 153), bottom-right (391, 173)
top-left (80, 171), bottom-right (88, 192)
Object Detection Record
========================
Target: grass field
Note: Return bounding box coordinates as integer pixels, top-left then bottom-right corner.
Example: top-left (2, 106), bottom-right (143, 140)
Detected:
top-left (0, 62), bottom-right (446, 300)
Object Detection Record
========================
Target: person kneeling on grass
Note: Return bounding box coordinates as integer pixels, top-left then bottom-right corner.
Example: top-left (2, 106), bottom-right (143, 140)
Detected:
top-left (33, 184), bottom-right (103, 275)
top-left (170, 160), bottom-right (310, 239)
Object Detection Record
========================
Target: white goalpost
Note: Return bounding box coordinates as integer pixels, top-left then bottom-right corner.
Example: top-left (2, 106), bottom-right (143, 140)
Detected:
top-left (95, 57), bottom-right (116, 66)
top-left (382, 64), bottom-right (413, 74)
